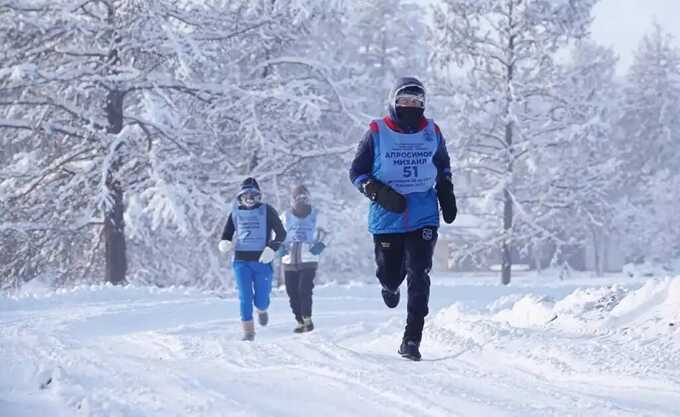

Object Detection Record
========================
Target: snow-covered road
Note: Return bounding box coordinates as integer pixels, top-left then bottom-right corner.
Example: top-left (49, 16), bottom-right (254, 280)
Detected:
top-left (2, 275), bottom-right (679, 417)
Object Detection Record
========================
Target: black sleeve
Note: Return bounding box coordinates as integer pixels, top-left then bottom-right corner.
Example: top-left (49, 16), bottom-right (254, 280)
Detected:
top-left (433, 127), bottom-right (452, 181)
top-left (220, 213), bottom-right (235, 241)
top-left (267, 205), bottom-right (286, 250)
top-left (348, 129), bottom-right (375, 190)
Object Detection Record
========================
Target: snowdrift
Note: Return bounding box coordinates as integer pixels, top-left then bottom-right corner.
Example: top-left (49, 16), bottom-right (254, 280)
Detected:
top-left (436, 277), bottom-right (680, 334)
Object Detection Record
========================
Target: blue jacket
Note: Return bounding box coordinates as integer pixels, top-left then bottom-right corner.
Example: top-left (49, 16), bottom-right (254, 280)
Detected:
top-left (349, 116), bottom-right (452, 234)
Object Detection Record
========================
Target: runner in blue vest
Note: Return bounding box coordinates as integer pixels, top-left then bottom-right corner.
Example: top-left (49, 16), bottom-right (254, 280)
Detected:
top-left (349, 77), bottom-right (458, 361)
top-left (218, 177), bottom-right (286, 341)
top-left (277, 185), bottom-right (327, 333)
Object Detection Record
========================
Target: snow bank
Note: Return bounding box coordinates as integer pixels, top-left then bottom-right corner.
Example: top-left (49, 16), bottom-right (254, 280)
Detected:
top-left (430, 277), bottom-right (680, 405)
top-left (435, 277), bottom-right (680, 335)
top-left (493, 294), bottom-right (557, 327)
top-left (607, 277), bottom-right (680, 328)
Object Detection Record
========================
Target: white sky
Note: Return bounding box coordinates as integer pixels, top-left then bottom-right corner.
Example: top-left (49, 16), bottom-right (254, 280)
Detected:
top-left (591, 0), bottom-right (680, 74)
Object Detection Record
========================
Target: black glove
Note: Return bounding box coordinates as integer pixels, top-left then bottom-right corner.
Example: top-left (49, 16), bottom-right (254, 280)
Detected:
top-left (309, 241), bottom-right (326, 255)
top-left (436, 177), bottom-right (457, 224)
top-left (362, 179), bottom-right (406, 213)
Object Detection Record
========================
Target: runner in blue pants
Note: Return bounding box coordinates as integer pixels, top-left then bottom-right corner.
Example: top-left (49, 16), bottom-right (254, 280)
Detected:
top-left (219, 177), bottom-right (286, 341)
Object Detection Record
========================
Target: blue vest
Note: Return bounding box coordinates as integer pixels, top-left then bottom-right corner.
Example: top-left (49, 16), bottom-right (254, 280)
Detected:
top-left (284, 209), bottom-right (318, 243)
top-left (233, 204), bottom-right (267, 251)
top-left (368, 119), bottom-right (440, 234)
top-left (373, 119), bottom-right (438, 194)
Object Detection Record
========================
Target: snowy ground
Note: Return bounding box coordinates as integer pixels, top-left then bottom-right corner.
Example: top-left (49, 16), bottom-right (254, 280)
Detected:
top-left (2, 273), bottom-right (679, 417)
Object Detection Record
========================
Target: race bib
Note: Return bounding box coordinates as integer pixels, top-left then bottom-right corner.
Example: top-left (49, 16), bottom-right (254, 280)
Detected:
top-left (373, 119), bottom-right (438, 194)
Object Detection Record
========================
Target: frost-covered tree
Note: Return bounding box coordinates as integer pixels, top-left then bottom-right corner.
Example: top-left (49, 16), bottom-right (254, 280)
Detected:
top-left (615, 23), bottom-right (680, 265)
top-left (120, 1), bottom-right (354, 288)
top-left (547, 42), bottom-right (621, 276)
top-left (344, 0), bottom-right (429, 116)
top-left (254, 0), bottom-right (432, 279)
top-left (431, 0), bottom-right (599, 284)
top-left (0, 0), bottom-right (329, 289)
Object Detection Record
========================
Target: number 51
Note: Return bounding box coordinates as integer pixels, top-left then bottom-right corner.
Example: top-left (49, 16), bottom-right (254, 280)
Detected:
top-left (403, 166), bottom-right (419, 178)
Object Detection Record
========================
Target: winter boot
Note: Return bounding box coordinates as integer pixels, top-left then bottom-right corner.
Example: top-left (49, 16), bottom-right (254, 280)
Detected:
top-left (241, 320), bottom-right (255, 341)
top-left (256, 309), bottom-right (269, 326)
top-left (398, 339), bottom-right (421, 361)
top-left (303, 317), bottom-right (314, 332)
top-left (293, 320), bottom-right (306, 333)
top-left (381, 287), bottom-right (400, 308)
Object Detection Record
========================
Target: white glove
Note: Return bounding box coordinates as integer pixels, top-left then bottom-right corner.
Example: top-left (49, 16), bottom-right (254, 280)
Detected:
top-left (218, 240), bottom-right (232, 253)
top-left (259, 246), bottom-right (276, 263)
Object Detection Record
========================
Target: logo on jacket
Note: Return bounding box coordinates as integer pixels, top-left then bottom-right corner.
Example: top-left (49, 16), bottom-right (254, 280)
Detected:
top-left (422, 228), bottom-right (433, 241)
top-left (423, 129), bottom-right (434, 142)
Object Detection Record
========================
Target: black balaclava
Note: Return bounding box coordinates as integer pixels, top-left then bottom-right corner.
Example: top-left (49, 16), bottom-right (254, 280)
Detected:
top-left (395, 107), bottom-right (424, 131)
top-left (291, 184), bottom-right (311, 217)
top-left (388, 76), bottom-right (426, 133)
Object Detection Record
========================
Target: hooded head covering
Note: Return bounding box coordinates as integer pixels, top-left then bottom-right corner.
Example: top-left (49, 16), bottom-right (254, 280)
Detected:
top-left (388, 76), bottom-right (426, 133)
top-left (291, 184), bottom-right (312, 217)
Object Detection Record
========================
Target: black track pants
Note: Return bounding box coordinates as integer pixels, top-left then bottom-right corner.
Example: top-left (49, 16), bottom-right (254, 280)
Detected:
top-left (285, 269), bottom-right (316, 321)
top-left (373, 227), bottom-right (437, 343)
